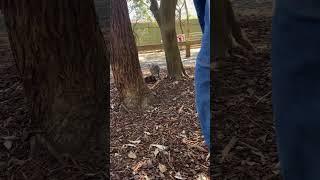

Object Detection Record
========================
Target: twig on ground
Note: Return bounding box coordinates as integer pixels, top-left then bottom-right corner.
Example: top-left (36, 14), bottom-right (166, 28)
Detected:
top-left (221, 136), bottom-right (238, 162)
top-left (255, 90), bottom-right (272, 105)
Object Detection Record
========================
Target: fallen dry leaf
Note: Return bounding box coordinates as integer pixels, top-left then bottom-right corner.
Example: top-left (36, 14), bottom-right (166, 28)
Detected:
top-left (179, 130), bottom-right (187, 138)
top-left (128, 151), bottom-right (137, 159)
top-left (3, 140), bottom-right (12, 150)
top-left (174, 172), bottom-right (186, 179)
top-left (158, 163), bottom-right (167, 173)
top-left (153, 148), bottom-right (160, 157)
top-left (144, 175), bottom-right (150, 180)
top-left (149, 144), bottom-right (167, 151)
top-left (196, 173), bottom-right (208, 180)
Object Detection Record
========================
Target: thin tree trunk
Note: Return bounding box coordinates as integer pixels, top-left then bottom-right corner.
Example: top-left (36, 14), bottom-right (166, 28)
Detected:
top-left (1, 0), bottom-right (109, 170)
top-left (110, 0), bottom-right (154, 109)
top-left (214, 0), bottom-right (232, 58)
top-left (150, 0), bottom-right (187, 79)
top-left (214, 0), bottom-right (254, 58)
top-left (184, 0), bottom-right (189, 38)
top-left (225, 0), bottom-right (254, 51)
top-left (178, 9), bottom-right (184, 35)
top-left (184, 0), bottom-right (191, 57)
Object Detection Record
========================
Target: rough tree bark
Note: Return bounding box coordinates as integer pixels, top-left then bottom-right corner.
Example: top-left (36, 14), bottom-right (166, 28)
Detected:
top-left (150, 0), bottom-right (187, 80)
top-left (215, 0), bottom-right (254, 58)
top-left (1, 0), bottom-right (109, 170)
top-left (110, 0), bottom-right (154, 109)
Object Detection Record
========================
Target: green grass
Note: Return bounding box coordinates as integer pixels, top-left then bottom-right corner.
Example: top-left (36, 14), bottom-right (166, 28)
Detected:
top-left (132, 19), bottom-right (201, 46)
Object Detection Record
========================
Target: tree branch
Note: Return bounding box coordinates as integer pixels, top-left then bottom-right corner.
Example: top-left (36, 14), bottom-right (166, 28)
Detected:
top-left (149, 0), bottom-right (161, 26)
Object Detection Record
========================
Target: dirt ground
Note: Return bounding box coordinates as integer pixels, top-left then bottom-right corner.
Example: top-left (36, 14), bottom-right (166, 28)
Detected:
top-left (212, 3), bottom-right (280, 179)
top-left (110, 68), bottom-right (209, 179)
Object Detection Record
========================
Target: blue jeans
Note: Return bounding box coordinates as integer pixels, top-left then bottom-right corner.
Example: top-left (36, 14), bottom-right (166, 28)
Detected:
top-left (194, 0), bottom-right (210, 148)
top-left (272, 1), bottom-right (320, 179)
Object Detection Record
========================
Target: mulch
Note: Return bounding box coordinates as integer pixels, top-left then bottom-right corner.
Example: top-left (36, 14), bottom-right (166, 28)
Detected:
top-left (0, 33), bottom-right (209, 179)
top-left (110, 68), bottom-right (209, 179)
top-left (0, 4), bottom-right (276, 180)
top-left (0, 34), bottom-right (110, 180)
top-left (211, 14), bottom-right (281, 179)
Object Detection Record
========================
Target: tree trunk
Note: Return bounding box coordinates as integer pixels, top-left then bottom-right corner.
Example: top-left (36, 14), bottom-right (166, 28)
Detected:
top-left (150, 0), bottom-right (187, 80)
top-left (225, 0), bottom-right (254, 52)
top-left (214, 0), bottom-right (254, 58)
top-left (213, 0), bottom-right (231, 58)
top-left (177, 9), bottom-right (184, 35)
top-left (184, 0), bottom-right (191, 58)
top-left (110, 0), bottom-right (154, 109)
top-left (1, 0), bottom-right (109, 170)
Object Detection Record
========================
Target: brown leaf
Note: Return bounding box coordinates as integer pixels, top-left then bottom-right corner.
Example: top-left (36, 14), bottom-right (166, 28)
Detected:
top-left (132, 160), bottom-right (147, 174)
top-left (144, 175), bottom-right (151, 180)
top-left (196, 173), bottom-right (209, 180)
top-left (128, 151), bottom-right (137, 159)
top-left (3, 140), bottom-right (12, 150)
top-left (174, 172), bottom-right (186, 179)
top-left (158, 163), bottom-right (167, 173)
top-left (153, 148), bottom-right (160, 157)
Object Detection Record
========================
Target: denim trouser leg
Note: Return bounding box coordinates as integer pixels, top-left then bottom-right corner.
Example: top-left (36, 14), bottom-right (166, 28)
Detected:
top-left (195, 60), bottom-right (210, 147)
top-left (272, 1), bottom-right (320, 179)
top-left (195, 0), bottom-right (210, 148)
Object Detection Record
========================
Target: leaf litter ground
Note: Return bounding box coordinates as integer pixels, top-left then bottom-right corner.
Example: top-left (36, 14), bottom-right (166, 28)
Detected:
top-left (110, 67), bottom-right (209, 179)
top-left (0, 35), bottom-right (111, 180)
top-left (211, 13), bottom-right (281, 179)
top-left (0, 35), bottom-right (209, 179)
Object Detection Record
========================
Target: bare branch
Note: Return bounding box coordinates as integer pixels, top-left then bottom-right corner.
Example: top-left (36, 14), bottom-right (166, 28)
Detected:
top-left (149, 0), bottom-right (161, 25)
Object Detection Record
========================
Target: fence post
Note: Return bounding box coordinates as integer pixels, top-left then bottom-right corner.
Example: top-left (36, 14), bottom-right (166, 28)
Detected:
top-left (186, 41), bottom-right (191, 57)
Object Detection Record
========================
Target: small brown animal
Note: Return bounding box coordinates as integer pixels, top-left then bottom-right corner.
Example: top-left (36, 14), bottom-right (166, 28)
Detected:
top-left (148, 64), bottom-right (160, 79)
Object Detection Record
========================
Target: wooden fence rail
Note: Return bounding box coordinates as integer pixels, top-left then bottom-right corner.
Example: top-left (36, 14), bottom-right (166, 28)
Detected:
top-left (0, 32), bottom-right (202, 57)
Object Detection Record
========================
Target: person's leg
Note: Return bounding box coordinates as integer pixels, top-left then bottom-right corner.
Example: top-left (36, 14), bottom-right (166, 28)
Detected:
top-left (272, 1), bottom-right (320, 179)
top-left (195, 0), bottom-right (210, 148)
